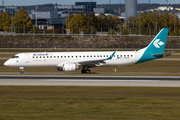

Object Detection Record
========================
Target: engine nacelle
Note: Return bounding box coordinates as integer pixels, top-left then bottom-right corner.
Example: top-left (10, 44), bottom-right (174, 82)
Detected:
top-left (57, 64), bottom-right (79, 71)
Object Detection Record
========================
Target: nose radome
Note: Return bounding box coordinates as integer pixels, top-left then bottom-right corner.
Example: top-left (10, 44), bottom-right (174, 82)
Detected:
top-left (4, 60), bottom-right (9, 66)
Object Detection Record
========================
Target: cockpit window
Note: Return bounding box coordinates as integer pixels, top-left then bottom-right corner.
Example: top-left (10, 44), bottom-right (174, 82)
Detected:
top-left (12, 56), bottom-right (19, 58)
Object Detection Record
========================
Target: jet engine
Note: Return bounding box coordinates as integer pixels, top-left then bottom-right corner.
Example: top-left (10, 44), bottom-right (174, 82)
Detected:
top-left (57, 64), bottom-right (79, 71)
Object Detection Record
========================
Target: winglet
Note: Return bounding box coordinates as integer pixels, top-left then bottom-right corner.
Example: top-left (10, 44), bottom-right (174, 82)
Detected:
top-left (107, 51), bottom-right (116, 60)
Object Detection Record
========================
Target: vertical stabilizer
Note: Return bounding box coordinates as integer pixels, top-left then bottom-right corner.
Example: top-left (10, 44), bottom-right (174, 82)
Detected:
top-left (145, 28), bottom-right (169, 54)
top-left (137, 28), bottom-right (169, 63)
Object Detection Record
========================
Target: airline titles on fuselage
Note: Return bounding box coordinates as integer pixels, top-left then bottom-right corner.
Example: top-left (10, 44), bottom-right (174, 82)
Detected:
top-left (33, 54), bottom-right (49, 56)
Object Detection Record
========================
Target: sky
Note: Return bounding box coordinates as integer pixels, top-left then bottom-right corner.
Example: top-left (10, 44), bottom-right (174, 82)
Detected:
top-left (2, 0), bottom-right (180, 6)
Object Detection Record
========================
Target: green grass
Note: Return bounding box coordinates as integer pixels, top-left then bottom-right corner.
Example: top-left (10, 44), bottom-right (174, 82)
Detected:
top-left (0, 86), bottom-right (180, 120)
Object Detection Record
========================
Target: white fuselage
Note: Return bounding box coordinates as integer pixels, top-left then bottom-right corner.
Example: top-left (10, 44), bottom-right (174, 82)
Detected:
top-left (4, 51), bottom-right (143, 68)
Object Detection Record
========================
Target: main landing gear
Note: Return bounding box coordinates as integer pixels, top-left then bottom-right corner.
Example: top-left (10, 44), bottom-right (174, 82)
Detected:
top-left (81, 68), bottom-right (91, 73)
top-left (19, 67), bottom-right (24, 74)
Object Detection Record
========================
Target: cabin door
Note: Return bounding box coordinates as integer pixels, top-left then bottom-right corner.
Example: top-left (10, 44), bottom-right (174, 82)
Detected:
top-left (25, 53), bottom-right (30, 63)
top-left (135, 52), bottom-right (139, 61)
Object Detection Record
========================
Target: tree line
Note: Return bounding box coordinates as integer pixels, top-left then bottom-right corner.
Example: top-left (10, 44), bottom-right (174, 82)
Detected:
top-left (0, 8), bottom-right (180, 36)
top-left (64, 12), bottom-right (180, 35)
top-left (0, 8), bottom-right (32, 33)
top-left (64, 12), bottom-right (122, 34)
top-left (127, 12), bottom-right (180, 35)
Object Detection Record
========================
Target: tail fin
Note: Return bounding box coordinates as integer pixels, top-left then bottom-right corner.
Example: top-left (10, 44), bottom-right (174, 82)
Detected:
top-left (137, 28), bottom-right (169, 63)
top-left (145, 28), bottom-right (169, 54)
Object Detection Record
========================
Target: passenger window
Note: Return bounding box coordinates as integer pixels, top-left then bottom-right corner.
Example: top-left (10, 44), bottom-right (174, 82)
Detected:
top-left (83, 56), bottom-right (85, 57)
top-left (43, 56), bottom-right (45, 58)
top-left (64, 56), bottom-right (66, 58)
top-left (124, 55), bottom-right (126, 57)
top-left (47, 56), bottom-right (48, 58)
top-left (100, 55), bottom-right (102, 57)
top-left (94, 55), bottom-right (96, 57)
top-left (97, 55), bottom-right (99, 57)
top-left (72, 56), bottom-right (73, 58)
top-left (117, 55), bottom-right (119, 57)
top-left (36, 56), bottom-right (38, 58)
top-left (79, 56), bottom-right (81, 58)
top-left (107, 55), bottom-right (108, 57)
top-left (76, 56), bottom-right (78, 58)
top-left (61, 56), bottom-right (63, 58)
top-left (90, 55), bottom-right (92, 57)
top-left (57, 56), bottom-right (59, 58)
top-left (40, 56), bottom-right (41, 58)
top-left (131, 55), bottom-right (133, 57)
top-left (114, 55), bottom-right (115, 57)
top-left (68, 56), bottom-right (70, 58)
top-left (87, 56), bottom-right (89, 57)
top-left (50, 56), bottom-right (52, 58)
top-left (33, 56), bottom-right (34, 58)
top-left (54, 56), bottom-right (56, 58)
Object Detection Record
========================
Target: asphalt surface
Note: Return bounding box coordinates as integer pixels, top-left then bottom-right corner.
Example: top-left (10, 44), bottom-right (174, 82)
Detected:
top-left (0, 75), bottom-right (180, 87)
top-left (0, 75), bottom-right (180, 80)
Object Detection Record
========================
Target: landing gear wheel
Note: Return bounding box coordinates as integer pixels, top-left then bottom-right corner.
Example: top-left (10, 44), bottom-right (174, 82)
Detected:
top-left (81, 69), bottom-right (87, 73)
top-left (20, 71), bottom-right (24, 74)
top-left (87, 69), bottom-right (91, 73)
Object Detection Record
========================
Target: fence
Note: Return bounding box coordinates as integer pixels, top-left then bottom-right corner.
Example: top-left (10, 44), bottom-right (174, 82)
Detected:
top-left (1, 27), bottom-right (180, 38)
top-left (1, 42), bottom-right (180, 49)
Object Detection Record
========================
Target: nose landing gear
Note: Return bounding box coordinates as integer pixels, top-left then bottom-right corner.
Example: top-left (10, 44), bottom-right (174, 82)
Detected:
top-left (19, 67), bottom-right (24, 74)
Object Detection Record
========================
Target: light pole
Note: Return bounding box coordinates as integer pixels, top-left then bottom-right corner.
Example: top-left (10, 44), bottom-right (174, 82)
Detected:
top-left (36, 6), bottom-right (38, 27)
top-left (46, 22), bottom-right (48, 30)
top-left (131, 9), bottom-right (133, 17)
top-left (76, 24), bottom-right (78, 34)
top-left (174, 15), bottom-right (176, 32)
top-left (68, 6), bottom-right (70, 32)
top-left (11, 11), bottom-right (13, 32)
top-left (68, 12), bottom-right (69, 30)
top-left (156, 14), bottom-right (157, 34)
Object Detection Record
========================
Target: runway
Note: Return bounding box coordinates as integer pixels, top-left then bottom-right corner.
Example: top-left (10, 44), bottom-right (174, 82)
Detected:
top-left (0, 75), bottom-right (180, 87)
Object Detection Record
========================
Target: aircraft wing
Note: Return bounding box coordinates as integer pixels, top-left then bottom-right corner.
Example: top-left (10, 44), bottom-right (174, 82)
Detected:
top-left (78, 51), bottom-right (116, 67)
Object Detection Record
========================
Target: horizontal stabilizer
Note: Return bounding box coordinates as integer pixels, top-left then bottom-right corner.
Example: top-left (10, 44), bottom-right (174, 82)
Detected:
top-left (152, 52), bottom-right (172, 57)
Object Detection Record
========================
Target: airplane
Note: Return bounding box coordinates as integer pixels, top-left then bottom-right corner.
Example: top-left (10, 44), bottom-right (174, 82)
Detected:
top-left (4, 28), bottom-right (171, 74)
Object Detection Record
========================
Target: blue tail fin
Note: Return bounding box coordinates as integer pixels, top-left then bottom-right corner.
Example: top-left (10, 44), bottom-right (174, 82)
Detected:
top-left (145, 28), bottom-right (169, 54)
top-left (137, 28), bottom-right (169, 63)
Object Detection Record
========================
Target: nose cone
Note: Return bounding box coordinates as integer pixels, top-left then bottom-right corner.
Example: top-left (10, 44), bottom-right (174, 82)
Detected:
top-left (4, 60), bottom-right (10, 66)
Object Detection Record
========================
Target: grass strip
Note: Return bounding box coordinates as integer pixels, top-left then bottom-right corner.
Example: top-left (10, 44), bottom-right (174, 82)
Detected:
top-left (0, 86), bottom-right (180, 120)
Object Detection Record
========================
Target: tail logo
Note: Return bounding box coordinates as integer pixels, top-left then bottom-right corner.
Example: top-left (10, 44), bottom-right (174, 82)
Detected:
top-left (153, 39), bottom-right (164, 48)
